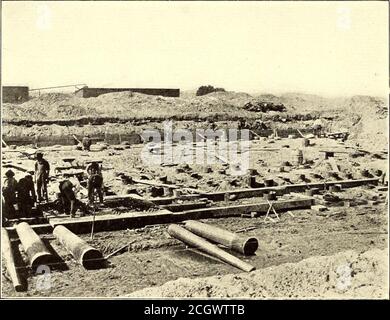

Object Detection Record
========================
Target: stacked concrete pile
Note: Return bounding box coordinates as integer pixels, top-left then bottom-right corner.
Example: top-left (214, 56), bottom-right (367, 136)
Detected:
top-left (128, 248), bottom-right (388, 299)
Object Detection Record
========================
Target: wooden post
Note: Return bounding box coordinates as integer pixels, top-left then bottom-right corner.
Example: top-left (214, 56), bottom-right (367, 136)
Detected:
top-left (1, 228), bottom-right (25, 291)
top-left (15, 222), bottom-right (53, 271)
top-left (53, 225), bottom-right (104, 269)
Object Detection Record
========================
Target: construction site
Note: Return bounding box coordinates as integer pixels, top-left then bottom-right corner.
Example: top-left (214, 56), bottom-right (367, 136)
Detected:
top-left (1, 89), bottom-right (388, 298)
top-left (1, 1), bottom-right (389, 303)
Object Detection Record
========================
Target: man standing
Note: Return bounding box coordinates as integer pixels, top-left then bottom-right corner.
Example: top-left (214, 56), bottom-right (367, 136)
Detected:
top-left (2, 169), bottom-right (18, 221)
top-left (313, 118), bottom-right (324, 137)
top-left (17, 174), bottom-right (36, 217)
top-left (35, 152), bottom-right (50, 202)
top-left (86, 161), bottom-right (104, 205)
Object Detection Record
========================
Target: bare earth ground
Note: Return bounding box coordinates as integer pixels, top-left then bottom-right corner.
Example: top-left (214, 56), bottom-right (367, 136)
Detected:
top-left (1, 137), bottom-right (388, 298)
top-left (129, 248), bottom-right (388, 299)
top-left (1, 203), bottom-right (387, 298)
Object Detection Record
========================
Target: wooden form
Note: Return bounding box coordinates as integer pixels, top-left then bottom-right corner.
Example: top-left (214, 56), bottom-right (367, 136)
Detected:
top-left (180, 198), bottom-right (314, 219)
top-left (48, 198), bottom-right (313, 234)
top-left (200, 178), bottom-right (379, 201)
top-left (49, 209), bottom-right (175, 234)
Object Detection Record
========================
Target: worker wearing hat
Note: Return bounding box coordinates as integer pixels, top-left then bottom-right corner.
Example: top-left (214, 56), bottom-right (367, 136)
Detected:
top-left (58, 176), bottom-right (88, 218)
top-left (82, 134), bottom-right (92, 151)
top-left (313, 118), bottom-right (324, 137)
top-left (34, 152), bottom-right (50, 202)
top-left (86, 161), bottom-right (104, 205)
top-left (17, 173), bottom-right (36, 217)
top-left (2, 169), bottom-right (18, 220)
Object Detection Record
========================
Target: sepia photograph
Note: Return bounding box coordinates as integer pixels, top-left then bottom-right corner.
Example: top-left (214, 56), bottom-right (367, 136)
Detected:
top-left (1, 0), bottom-right (388, 303)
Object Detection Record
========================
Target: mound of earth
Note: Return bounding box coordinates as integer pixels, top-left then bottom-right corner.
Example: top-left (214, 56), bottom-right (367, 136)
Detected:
top-left (128, 248), bottom-right (388, 299)
top-left (254, 93), bottom-right (388, 151)
top-left (2, 91), bottom-right (257, 122)
top-left (3, 91), bottom-right (387, 151)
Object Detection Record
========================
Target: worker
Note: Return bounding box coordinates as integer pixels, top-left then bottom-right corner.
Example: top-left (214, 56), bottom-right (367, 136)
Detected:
top-left (208, 119), bottom-right (217, 131)
top-left (86, 162), bottom-right (104, 205)
top-left (82, 135), bottom-right (92, 151)
top-left (2, 170), bottom-right (18, 220)
top-left (35, 152), bottom-right (50, 202)
top-left (58, 178), bottom-right (81, 218)
top-left (17, 174), bottom-right (36, 217)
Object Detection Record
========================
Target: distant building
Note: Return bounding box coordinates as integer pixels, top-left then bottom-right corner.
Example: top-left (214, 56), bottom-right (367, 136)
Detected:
top-left (2, 86), bottom-right (29, 103)
top-left (75, 86), bottom-right (180, 98)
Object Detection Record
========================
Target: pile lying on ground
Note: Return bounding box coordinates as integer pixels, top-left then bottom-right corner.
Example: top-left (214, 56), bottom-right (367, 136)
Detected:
top-left (128, 248), bottom-right (388, 299)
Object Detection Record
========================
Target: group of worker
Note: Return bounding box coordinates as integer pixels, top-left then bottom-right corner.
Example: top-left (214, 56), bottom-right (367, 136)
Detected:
top-left (55, 161), bottom-right (104, 217)
top-left (2, 151), bottom-right (105, 222)
top-left (2, 152), bottom-right (50, 221)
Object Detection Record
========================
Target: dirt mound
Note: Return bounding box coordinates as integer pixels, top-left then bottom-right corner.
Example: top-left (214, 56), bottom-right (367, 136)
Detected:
top-left (335, 96), bottom-right (388, 151)
top-left (128, 248), bottom-right (388, 299)
top-left (255, 93), bottom-right (388, 151)
top-left (3, 91), bottom-right (387, 151)
top-left (2, 93), bottom-right (98, 120)
top-left (3, 91), bottom-right (257, 122)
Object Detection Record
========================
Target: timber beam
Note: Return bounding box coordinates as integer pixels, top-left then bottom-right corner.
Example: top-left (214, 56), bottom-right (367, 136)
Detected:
top-left (48, 198), bottom-right (313, 234)
top-left (201, 178), bottom-right (379, 201)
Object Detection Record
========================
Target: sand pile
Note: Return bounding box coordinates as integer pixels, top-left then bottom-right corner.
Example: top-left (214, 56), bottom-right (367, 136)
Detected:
top-left (2, 93), bottom-right (99, 121)
top-left (128, 248), bottom-right (388, 299)
top-left (347, 96), bottom-right (388, 151)
top-left (267, 93), bottom-right (388, 151)
top-left (3, 92), bottom-right (387, 151)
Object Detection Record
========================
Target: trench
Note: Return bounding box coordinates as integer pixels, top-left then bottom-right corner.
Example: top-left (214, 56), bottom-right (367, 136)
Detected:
top-left (3, 127), bottom-right (317, 147)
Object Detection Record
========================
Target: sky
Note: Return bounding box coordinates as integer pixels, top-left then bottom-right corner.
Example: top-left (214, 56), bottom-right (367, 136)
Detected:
top-left (2, 1), bottom-right (388, 97)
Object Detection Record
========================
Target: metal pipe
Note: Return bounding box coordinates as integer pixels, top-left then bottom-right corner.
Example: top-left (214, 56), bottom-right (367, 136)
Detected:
top-left (168, 224), bottom-right (255, 272)
top-left (183, 220), bottom-right (258, 255)
top-left (53, 225), bottom-right (104, 269)
top-left (15, 222), bottom-right (53, 271)
top-left (1, 228), bottom-right (25, 291)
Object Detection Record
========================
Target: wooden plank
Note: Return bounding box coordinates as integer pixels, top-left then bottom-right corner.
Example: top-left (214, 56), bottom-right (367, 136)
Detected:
top-left (6, 216), bottom-right (48, 225)
top-left (161, 201), bottom-right (209, 212)
top-left (297, 129), bottom-right (305, 138)
top-left (2, 163), bottom-right (31, 173)
top-left (132, 179), bottom-right (180, 189)
top-left (45, 197), bottom-right (312, 234)
top-left (104, 194), bottom-right (156, 209)
top-left (2, 138), bottom-right (8, 148)
top-left (180, 198), bottom-right (314, 219)
top-left (48, 209), bottom-right (175, 234)
top-left (147, 194), bottom-right (202, 205)
top-left (54, 165), bottom-right (85, 172)
top-left (201, 178), bottom-right (379, 201)
top-left (319, 149), bottom-right (350, 154)
top-left (5, 224), bottom-right (53, 237)
top-left (328, 158), bottom-right (340, 172)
